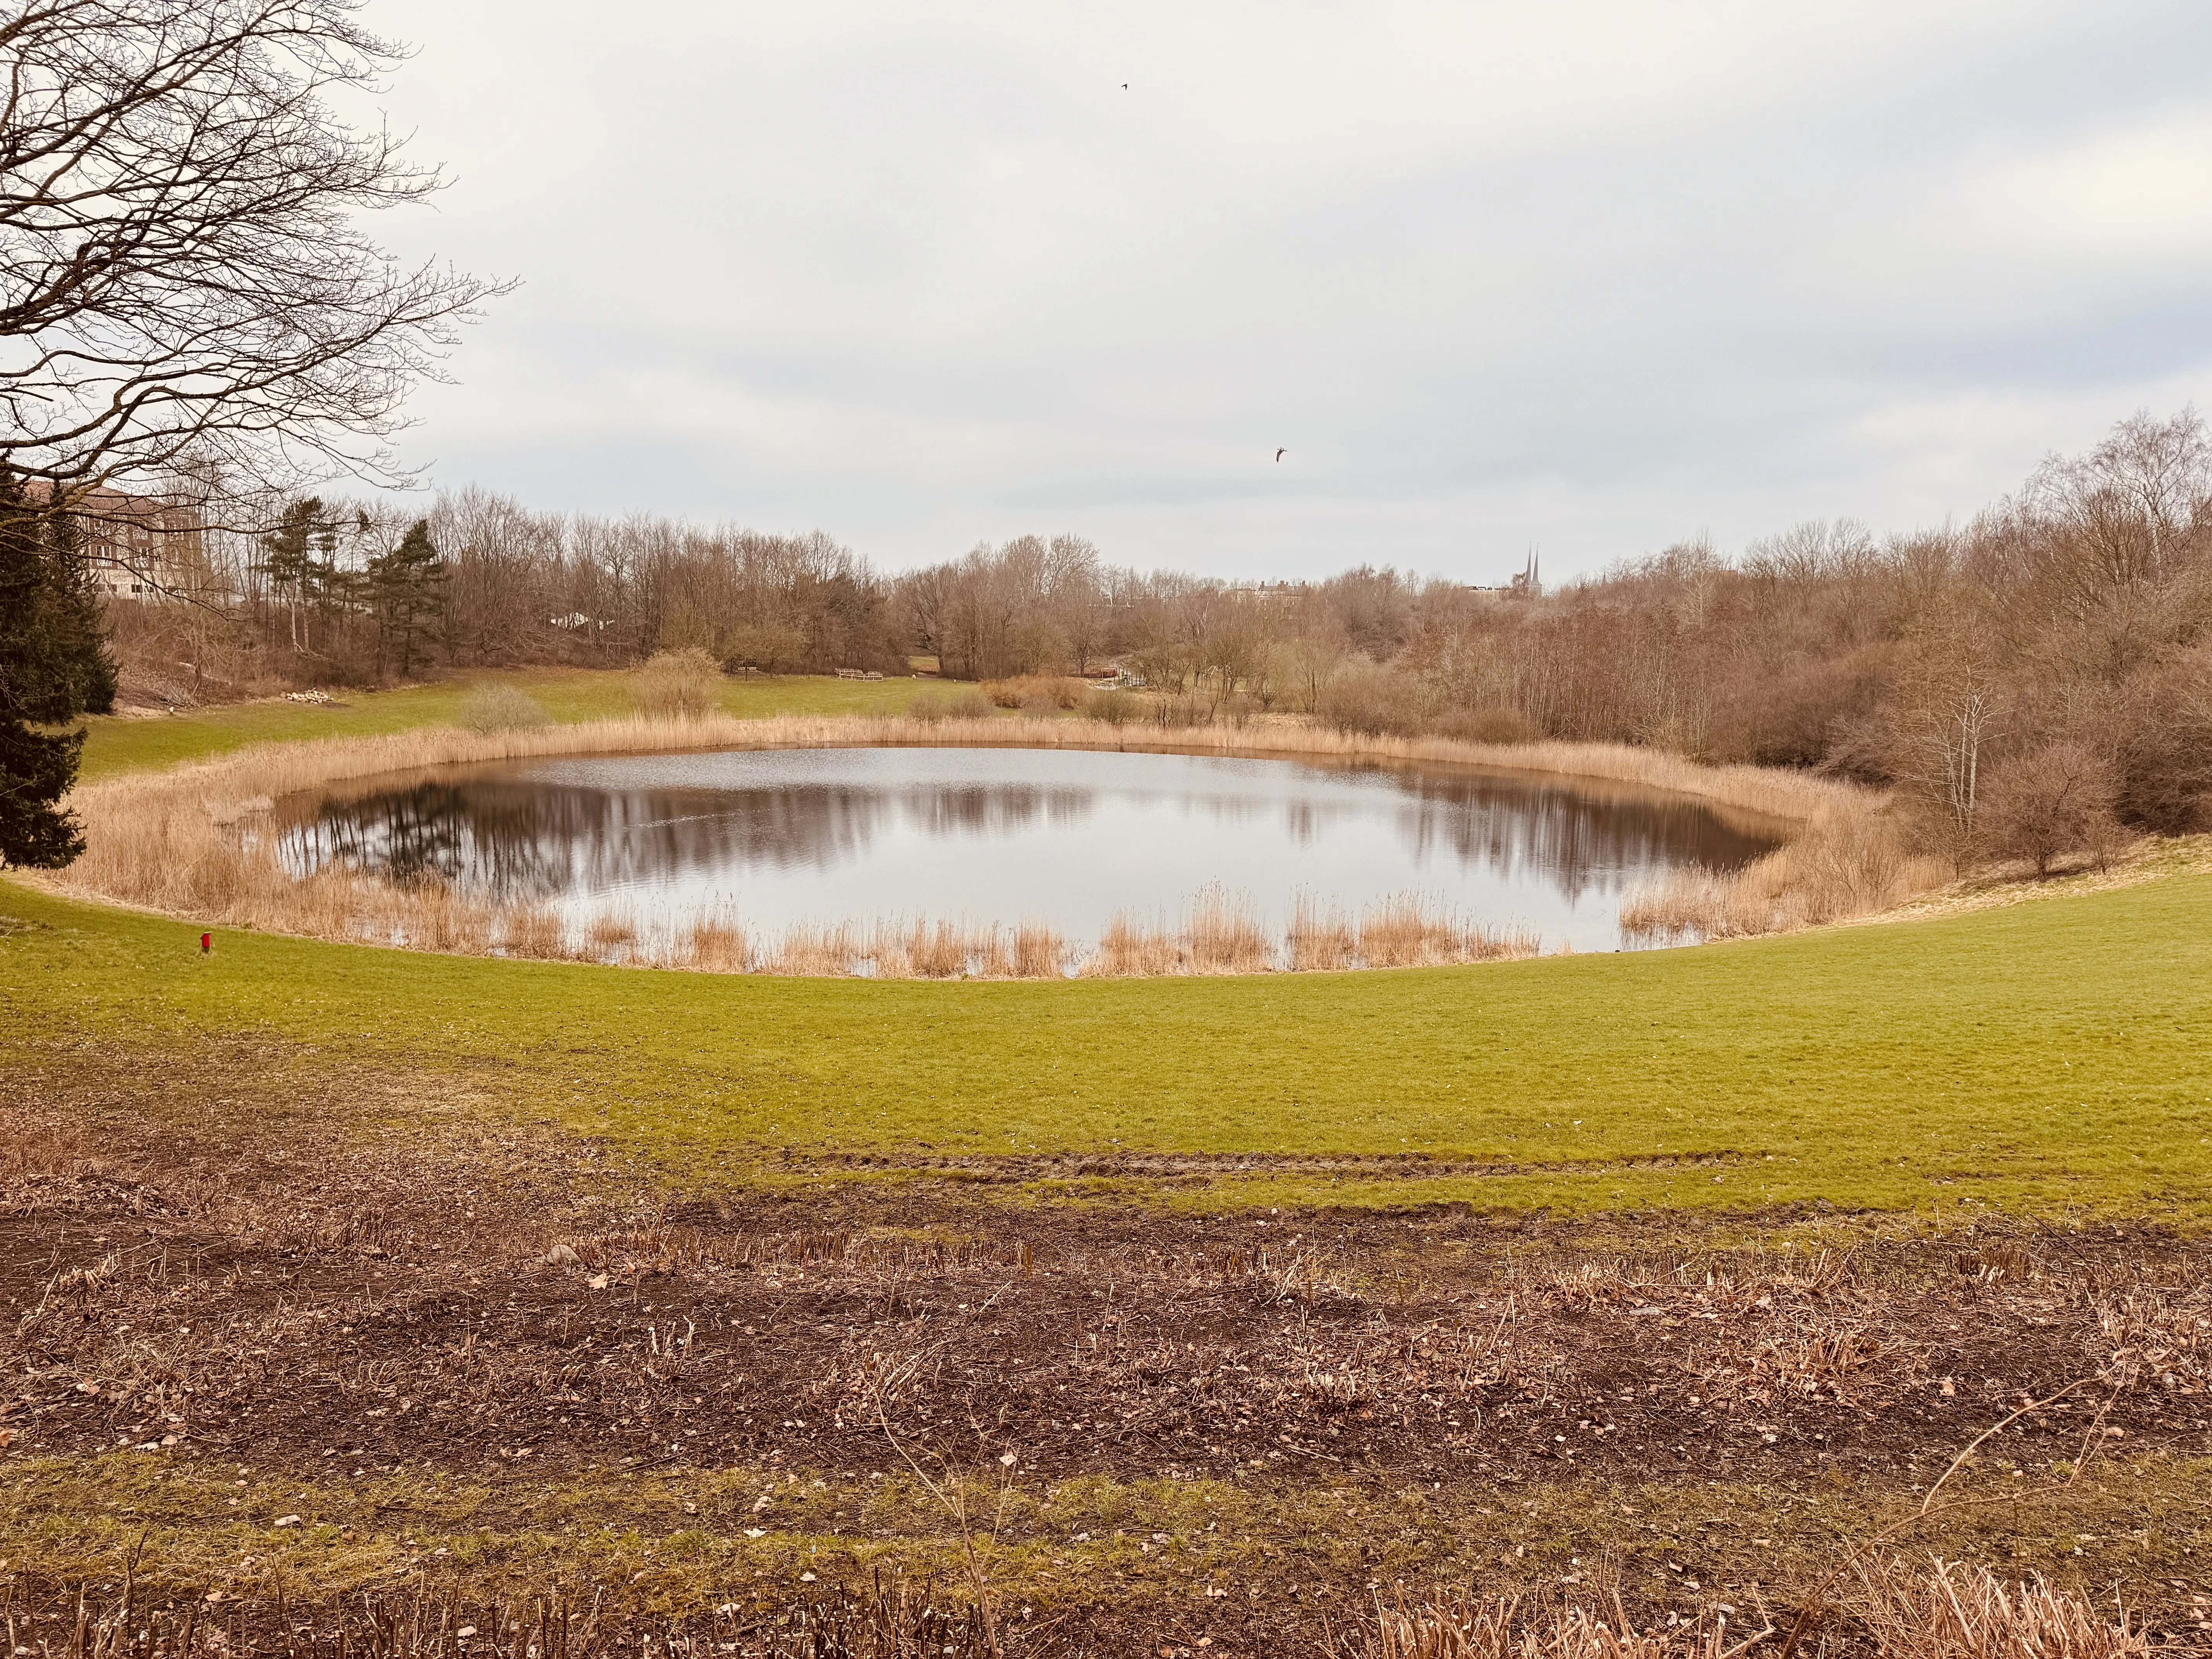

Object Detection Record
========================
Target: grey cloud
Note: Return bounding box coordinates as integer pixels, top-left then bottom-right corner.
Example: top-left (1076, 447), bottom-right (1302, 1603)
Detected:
top-left (364, 0), bottom-right (2212, 580)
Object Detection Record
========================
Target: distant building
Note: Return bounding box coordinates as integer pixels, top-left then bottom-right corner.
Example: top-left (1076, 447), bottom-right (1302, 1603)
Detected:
top-left (1223, 580), bottom-right (1308, 606)
top-left (67, 489), bottom-right (204, 600)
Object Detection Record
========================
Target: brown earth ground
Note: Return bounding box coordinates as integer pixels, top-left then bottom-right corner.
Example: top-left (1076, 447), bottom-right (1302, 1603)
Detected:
top-left (4, 1043), bottom-right (2210, 1656)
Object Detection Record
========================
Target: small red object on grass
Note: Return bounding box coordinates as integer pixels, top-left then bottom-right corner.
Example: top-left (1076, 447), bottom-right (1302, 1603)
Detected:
top-left (199, 932), bottom-right (212, 955)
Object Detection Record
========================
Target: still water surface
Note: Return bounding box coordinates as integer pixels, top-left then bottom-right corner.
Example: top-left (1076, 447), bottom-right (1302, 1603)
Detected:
top-left (275, 746), bottom-right (1781, 951)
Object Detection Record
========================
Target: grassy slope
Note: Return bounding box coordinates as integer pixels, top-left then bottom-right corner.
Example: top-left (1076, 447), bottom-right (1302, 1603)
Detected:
top-left (75, 668), bottom-right (926, 781)
top-left (5, 862), bottom-right (2207, 1221)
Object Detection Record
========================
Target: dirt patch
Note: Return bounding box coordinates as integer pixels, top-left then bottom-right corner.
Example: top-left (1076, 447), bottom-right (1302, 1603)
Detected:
top-left (4, 1087), bottom-right (2210, 1653)
top-left (7, 1120), bottom-right (2209, 1487)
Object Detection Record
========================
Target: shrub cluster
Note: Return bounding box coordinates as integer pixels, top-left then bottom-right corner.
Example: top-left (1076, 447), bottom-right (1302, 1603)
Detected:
top-left (631, 647), bottom-right (723, 719)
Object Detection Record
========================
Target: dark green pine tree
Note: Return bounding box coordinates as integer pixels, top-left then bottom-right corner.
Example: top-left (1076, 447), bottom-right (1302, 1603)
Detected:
top-left (256, 496), bottom-right (337, 654)
top-left (367, 518), bottom-right (447, 677)
top-left (43, 511), bottom-right (120, 715)
top-left (0, 469), bottom-right (120, 867)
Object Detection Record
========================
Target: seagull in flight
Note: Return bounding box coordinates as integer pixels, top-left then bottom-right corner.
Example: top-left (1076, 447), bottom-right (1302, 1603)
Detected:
top-left (1275, 447), bottom-right (1286, 462)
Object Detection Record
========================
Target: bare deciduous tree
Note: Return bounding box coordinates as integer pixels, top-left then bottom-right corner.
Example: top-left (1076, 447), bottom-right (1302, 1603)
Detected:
top-left (0, 0), bottom-right (508, 537)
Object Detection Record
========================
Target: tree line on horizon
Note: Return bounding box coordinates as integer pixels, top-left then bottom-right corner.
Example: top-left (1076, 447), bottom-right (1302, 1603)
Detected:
top-left (91, 407), bottom-right (2212, 873)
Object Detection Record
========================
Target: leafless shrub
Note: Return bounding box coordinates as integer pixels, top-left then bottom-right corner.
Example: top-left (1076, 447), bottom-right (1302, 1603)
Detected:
top-left (456, 682), bottom-right (550, 733)
top-left (632, 647), bottom-right (723, 719)
top-left (1082, 686), bottom-right (1139, 725)
top-left (981, 673), bottom-right (1084, 710)
top-left (1978, 742), bottom-right (2123, 876)
top-left (908, 688), bottom-right (997, 723)
top-left (1317, 659), bottom-right (1433, 738)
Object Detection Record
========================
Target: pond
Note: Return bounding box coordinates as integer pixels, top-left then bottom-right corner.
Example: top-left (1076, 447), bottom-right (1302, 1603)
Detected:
top-left (270, 746), bottom-right (1782, 962)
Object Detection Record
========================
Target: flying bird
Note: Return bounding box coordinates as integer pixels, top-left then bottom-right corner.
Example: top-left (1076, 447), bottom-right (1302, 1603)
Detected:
top-left (1275, 448), bottom-right (1286, 462)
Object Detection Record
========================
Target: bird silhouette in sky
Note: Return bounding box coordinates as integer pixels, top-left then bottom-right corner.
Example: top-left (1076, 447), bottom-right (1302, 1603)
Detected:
top-left (1275, 447), bottom-right (1286, 462)
top-left (1121, 82), bottom-right (1129, 89)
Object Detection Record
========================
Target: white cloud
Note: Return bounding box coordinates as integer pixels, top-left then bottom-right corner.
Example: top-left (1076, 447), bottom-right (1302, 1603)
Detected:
top-left (1950, 111), bottom-right (2212, 265)
top-left (356, 0), bottom-right (2212, 577)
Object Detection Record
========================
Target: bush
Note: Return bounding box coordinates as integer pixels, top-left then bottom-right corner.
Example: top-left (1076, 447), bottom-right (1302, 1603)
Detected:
top-left (981, 674), bottom-right (1084, 710)
top-left (909, 687), bottom-right (995, 723)
top-left (1434, 706), bottom-right (1543, 745)
top-left (632, 647), bottom-right (723, 719)
top-left (457, 683), bottom-right (550, 733)
top-left (1314, 661), bottom-right (1430, 737)
top-left (1978, 741), bottom-right (2121, 875)
top-left (1082, 687), bottom-right (1138, 726)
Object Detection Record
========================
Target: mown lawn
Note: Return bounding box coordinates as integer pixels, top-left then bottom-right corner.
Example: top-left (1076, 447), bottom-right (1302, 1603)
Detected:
top-left (5, 863), bottom-right (2206, 1222)
top-left (75, 668), bottom-right (929, 780)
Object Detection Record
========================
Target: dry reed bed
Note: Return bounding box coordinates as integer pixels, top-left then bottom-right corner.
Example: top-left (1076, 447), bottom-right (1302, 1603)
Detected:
top-left (1365, 1558), bottom-right (2153, 1659)
top-left (53, 711), bottom-right (1910, 971)
top-left (0, 1558), bottom-right (2154, 1659)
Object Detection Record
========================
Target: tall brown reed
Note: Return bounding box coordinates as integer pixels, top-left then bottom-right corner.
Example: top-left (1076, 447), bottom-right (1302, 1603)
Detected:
top-left (1185, 885), bottom-right (1273, 974)
top-left (586, 909), bottom-right (639, 958)
top-left (54, 709), bottom-right (1899, 970)
top-left (1083, 913), bottom-right (1183, 977)
top-left (681, 911), bottom-right (750, 973)
top-left (1288, 894), bottom-right (1355, 971)
top-left (1012, 921), bottom-right (1069, 978)
top-left (1622, 809), bottom-right (1950, 942)
top-left (1362, 1559), bottom-right (2147, 1659)
top-left (501, 904), bottom-right (571, 960)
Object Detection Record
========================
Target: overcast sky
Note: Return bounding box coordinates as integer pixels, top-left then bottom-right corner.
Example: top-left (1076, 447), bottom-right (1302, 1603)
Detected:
top-left (362, 0), bottom-right (2212, 582)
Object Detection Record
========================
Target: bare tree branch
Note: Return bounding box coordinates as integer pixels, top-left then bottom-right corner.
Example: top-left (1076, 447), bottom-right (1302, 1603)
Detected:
top-left (0, 0), bottom-right (511, 524)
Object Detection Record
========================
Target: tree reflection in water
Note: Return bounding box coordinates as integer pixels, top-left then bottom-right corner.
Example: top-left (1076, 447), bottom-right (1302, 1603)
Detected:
top-left (271, 748), bottom-right (1781, 948)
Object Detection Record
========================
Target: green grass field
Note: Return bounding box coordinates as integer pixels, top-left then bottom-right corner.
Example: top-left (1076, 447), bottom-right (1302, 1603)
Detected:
top-left (13, 685), bottom-right (2212, 1647)
top-left (6, 859), bottom-right (2207, 1222)
top-left (76, 668), bottom-right (929, 780)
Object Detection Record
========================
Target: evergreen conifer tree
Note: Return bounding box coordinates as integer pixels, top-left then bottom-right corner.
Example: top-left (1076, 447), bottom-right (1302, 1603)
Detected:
top-left (367, 518), bottom-right (446, 677)
top-left (256, 496), bottom-right (339, 653)
top-left (0, 470), bottom-right (120, 867)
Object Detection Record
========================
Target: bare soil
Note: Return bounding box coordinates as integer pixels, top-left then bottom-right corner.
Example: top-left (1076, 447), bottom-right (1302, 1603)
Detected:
top-left (4, 1057), bottom-right (2210, 1656)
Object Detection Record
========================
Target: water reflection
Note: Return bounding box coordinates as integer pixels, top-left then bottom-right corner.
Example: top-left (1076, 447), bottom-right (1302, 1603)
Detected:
top-left (272, 747), bottom-right (1781, 950)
